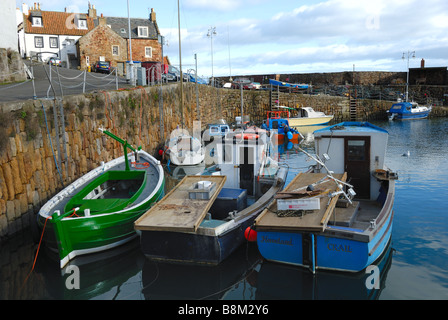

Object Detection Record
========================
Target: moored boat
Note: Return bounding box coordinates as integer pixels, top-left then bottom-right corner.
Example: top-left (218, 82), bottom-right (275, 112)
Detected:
top-left (253, 122), bottom-right (397, 273)
top-left (135, 131), bottom-right (288, 265)
top-left (37, 128), bottom-right (165, 268)
top-left (165, 133), bottom-right (205, 166)
top-left (264, 110), bottom-right (301, 144)
top-left (272, 105), bottom-right (334, 127)
top-left (288, 107), bottom-right (334, 127)
top-left (269, 79), bottom-right (309, 90)
top-left (387, 101), bottom-right (431, 120)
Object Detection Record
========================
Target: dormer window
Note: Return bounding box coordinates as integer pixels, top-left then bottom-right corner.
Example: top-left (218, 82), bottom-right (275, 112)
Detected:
top-left (138, 26), bottom-right (148, 37)
top-left (78, 19), bottom-right (87, 29)
top-left (32, 17), bottom-right (42, 27)
top-left (30, 11), bottom-right (43, 27)
top-left (75, 14), bottom-right (88, 30)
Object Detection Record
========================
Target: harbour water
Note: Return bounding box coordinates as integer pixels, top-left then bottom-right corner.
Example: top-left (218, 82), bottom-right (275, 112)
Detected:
top-left (1, 118), bottom-right (448, 300)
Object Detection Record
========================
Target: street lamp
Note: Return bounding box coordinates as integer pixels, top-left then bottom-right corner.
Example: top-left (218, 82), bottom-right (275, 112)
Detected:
top-left (207, 26), bottom-right (217, 86)
top-left (402, 50), bottom-right (415, 102)
top-left (127, 0), bottom-right (134, 86)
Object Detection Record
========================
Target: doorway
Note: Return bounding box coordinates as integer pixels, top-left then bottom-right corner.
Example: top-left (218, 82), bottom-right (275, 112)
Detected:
top-left (344, 137), bottom-right (370, 199)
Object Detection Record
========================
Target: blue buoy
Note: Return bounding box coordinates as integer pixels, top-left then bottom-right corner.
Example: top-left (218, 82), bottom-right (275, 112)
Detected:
top-left (287, 131), bottom-right (293, 140)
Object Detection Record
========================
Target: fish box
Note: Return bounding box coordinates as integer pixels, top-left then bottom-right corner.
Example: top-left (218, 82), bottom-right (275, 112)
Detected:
top-left (277, 198), bottom-right (320, 211)
top-left (188, 181), bottom-right (217, 200)
top-left (209, 188), bottom-right (247, 220)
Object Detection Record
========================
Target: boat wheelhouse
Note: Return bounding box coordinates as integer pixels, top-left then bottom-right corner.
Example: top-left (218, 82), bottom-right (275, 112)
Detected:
top-left (254, 122), bottom-right (397, 273)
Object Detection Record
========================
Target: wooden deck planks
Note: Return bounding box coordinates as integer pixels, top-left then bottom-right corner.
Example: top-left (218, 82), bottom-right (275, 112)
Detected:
top-left (255, 172), bottom-right (346, 232)
top-left (134, 175), bottom-right (226, 233)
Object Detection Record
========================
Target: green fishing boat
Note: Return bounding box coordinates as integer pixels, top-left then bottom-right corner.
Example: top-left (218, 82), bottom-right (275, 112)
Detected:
top-left (37, 128), bottom-right (165, 268)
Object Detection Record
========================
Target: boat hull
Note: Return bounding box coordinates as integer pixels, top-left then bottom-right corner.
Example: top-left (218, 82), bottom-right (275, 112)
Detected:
top-left (257, 211), bottom-right (393, 273)
top-left (38, 182), bottom-right (164, 268)
top-left (288, 116), bottom-right (333, 127)
top-left (139, 216), bottom-right (254, 265)
top-left (388, 111), bottom-right (430, 120)
top-left (37, 150), bottom-right (165, 268)
top-left (257, 195), bottom-right (394, 273)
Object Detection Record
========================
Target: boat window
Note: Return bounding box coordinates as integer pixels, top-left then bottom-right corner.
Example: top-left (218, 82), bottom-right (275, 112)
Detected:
top-left (347, 140), bottom-right (366, 161)
top-left (210, 126), bottom-right (219, 133)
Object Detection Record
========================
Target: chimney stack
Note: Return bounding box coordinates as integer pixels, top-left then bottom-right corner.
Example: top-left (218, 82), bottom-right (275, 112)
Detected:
top-left (421, 58), bottom-right (425, 68)
top-left (150, 8), bottom-right (156, 22)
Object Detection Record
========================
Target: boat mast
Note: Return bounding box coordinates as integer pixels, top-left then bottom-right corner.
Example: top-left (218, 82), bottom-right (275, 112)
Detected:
top-left (178, 0), bottom-right (184, 129)
top-left (99, 128), bottom-right (139, 171)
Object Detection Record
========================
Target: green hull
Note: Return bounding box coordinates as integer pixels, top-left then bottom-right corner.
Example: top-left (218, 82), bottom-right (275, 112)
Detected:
top-left (38, 180), bottom-right (164, 268)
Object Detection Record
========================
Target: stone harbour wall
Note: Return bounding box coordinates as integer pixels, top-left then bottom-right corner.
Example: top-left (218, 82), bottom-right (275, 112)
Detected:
top-left (1, 83), bottom-right (446, 239)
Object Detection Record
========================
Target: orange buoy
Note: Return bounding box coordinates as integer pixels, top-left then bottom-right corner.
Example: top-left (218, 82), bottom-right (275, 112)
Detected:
top-left (244, 226), bottom-right (257, 242)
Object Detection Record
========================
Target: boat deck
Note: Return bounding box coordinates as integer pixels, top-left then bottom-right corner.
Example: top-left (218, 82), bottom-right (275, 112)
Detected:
top-left (255, 172), bottom-right (347, 232)
top-left (135, 175), bottom-right (227, 233)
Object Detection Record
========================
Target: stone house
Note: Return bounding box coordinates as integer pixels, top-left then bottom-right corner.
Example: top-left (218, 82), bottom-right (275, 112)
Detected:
top-left (77, 16), bottom-right (127, 71)
top-left (82, 8), bottom-right (163, 75)
top-left (18, 3), bottom-right (96, 67)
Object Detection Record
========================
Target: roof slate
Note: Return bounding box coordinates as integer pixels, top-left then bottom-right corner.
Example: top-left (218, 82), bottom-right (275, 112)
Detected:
top-left (102, 17), bottom-right (159, 40)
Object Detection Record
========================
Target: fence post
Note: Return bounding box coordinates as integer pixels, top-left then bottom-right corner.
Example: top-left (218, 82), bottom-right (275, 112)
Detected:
top-left (83, 70), bottom-right (86, 93)
top-left (115, 68), bottom-right (118, 90)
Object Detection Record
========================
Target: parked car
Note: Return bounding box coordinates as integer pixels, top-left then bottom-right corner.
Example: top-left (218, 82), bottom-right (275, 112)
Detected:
top-left (48, 57), bottom-right (62, 67)
top-left (166, 65), bottom-right (180, 82)
top-left (244, 82), bottom-right (261, 90)
top-left (93, 61), bottom-right (111, 74)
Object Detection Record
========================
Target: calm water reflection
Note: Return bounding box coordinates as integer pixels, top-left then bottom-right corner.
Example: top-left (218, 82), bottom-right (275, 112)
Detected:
top-left (1, 118), bottom-right (448, 300)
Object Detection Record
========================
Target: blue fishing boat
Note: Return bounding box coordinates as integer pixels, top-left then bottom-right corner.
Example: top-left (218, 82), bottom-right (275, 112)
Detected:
top-left (387, 101), bottom-right (431, 120)
top-left (269, 79), bottom-right (309, 90)
top-left (253, 122), bottom-right (397, 273)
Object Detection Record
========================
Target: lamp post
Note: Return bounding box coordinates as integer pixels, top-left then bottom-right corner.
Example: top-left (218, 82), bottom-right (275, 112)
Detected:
top-left (207, 26), bottom-right (216, 86)
top-left (402, 50), bottom-right (415, 102)
top-left (127, 0), bottom-right (134, 86)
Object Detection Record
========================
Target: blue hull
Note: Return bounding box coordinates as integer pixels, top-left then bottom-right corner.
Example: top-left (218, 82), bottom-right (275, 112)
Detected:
top-left (257, 211), bottom-right (393, 273)
top-left (391, 111), bottom-right (430, 120)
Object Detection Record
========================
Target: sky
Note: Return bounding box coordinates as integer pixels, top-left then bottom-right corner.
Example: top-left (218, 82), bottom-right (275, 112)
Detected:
top-left (16, 0), bottom-right (448, 79)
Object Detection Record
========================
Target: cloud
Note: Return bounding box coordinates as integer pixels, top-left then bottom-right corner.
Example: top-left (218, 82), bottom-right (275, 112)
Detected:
top-left (183, 0), bottom-right (241, 11)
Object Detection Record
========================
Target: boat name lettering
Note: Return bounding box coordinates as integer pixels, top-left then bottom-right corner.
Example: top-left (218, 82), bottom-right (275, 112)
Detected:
top-left (327, 243), bottom-right (352, 252)
top-left (261, 236), bottom-right (293, 246)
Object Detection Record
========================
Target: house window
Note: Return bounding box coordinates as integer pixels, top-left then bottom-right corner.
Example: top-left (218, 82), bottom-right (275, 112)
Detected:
top-left (32, 17), bottom-right (42, 27)
top-left (145, 47), bottom-right (152, 58)
top-left (78, 19), bottom-right (87, 29)
top-left (34, 36), bottom-right (44, 48)
top-left (138, 26), bottom-right (149, 37)
top-left (120, 28), bottom-right (126, 34)
top-left (49, 37), bottom-right (58, 48)
top-left (112, 45), bottom-right (119, 56)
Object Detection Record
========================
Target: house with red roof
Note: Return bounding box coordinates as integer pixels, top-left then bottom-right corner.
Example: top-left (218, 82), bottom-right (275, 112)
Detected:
top-left (18, 3), bottom-right (96, 67)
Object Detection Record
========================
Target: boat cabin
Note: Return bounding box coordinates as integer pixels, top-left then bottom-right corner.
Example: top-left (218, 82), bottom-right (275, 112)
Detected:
top-left (213, 131), bottom-right (275, 197)
top-left (313, 122), bottom-right (389, 200)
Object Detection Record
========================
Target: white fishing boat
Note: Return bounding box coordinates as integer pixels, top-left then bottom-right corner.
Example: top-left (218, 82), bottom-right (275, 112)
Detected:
top-left (165, 134), bottom-right (205, 166)
top-left (275, 106), bottom-right (334, 127)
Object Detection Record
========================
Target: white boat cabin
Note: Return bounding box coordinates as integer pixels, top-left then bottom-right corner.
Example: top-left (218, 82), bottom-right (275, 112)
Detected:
top-left (313, 122), bottom-right (389, 201)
